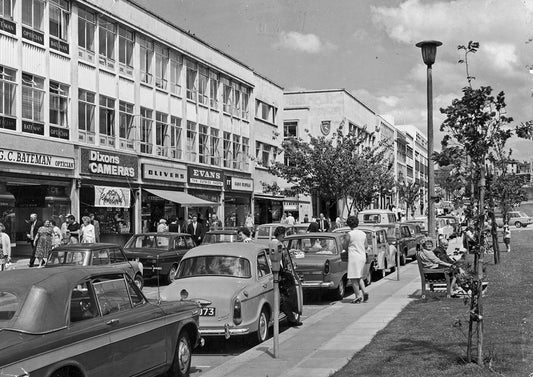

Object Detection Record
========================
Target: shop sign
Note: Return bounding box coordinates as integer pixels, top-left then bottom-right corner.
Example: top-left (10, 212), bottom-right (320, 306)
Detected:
top-left (0, 18), bottom-right (15, 35)
top-left (49, 37), bottom-right (69, 54)
top-left (0, 116), bottom-right (16, 131)
top-left (143, 164), bottom-right (187, 183)
top-left (94, 186), bottom-right (131, 208)
top-left (283, 201), bottom-right (298, 211)
top-left (226, 176), bottom-right (253, 192)
top-left (188, 166), bottom-right (223, 187)
top-left (81, 148), bottom-right (138, 179)
top-left (22, 27), bottom-right (44, 45)
top-left (0, 148), bottom-right (74, 169)
top-left (50, 126), bottom-right (69, 140)
top-left (22, 120), bottom-right (44, 135)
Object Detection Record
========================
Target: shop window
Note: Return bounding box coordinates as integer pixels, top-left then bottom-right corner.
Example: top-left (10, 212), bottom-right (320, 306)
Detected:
top-left (118, 27), bottom-right (134, 76)
top-left (0, 66), bottom-right (16, 120)
top-left (78, 89), bottom-right (95, 143)
top-left (209, 71), bottom-right (218, 108)
top-left (21, 72), bottom-right (44, 123)
top-left (155, 43), bottom-right (168, 90)
top-left (210, 128), bottom-right (220, 166)
top-left (77, 7), bottom-right (95, 62)
top-left (198, 66), bottom-right (208, 105)
top-left (119, 101), bottom-right (134, 150)
top-left (198, 124), bottom-right (209, 164)
top-left (155, 112), bottom-right (169, 157)
top-left (99, 18), bottom-right (116, 70)
top-left (22, 0), bottom-right (44, 31)
top-left (139, 36), bottom-right (153, 84)
top-left (169, 51), bottom-right (182, 96)
top-left (186, 121), bottom-right (197, 162)
top-left (49, 0), bottom-right (70, 43)
top-left (232, 135), bottom-right (241, 170)
top-left (140, 107), bottom-right (153, 154)
top-left (1, 0), bottom-right (14, 20)
top-left (169, 116), bottom-right (182, 159)
top-left (223, 131), bottom-right (231, 168)
top-left (185, 58), bottom-right (197, 101)
top-left (49, 81), bottom-right (69, 127)
top-left (99, 95), bottom-right (115, 146)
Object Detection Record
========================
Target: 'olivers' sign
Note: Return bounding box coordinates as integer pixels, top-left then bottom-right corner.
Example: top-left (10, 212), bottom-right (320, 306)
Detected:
top-left (81, 148), bottom-right (138, 179)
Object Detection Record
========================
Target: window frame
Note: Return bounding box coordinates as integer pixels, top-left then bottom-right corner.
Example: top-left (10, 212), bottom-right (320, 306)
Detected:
top-left (169, 116), bottom-right (182, 159)
top-left (49, 0), bottom-right (70, 42)
top-left (155, 111), bottom-right (169, 156)
top-left (118, 26), bottom-right (134, 76)
top-left (0, 0), bottom-right (14, 20)
top-left (169, 51), bottom-right (182, 96)
top-left (21, 72), bottom-right (45, 123)
top-left (49, 81), bottom-right (69, 127)
top-left (198, 124), bottom-right (209, 164)
top-left (118, 100), bottom-right (134, 150)
top-left (139, 36), bottom-right (154, 85)
top-left (78, 89), bottom-right (95, 142)
top-left (154, 44), bottom-right (168, 90)
top-left (22, 0), bottom-right (45, 31)
top-left (98, 18), bottom-right (116, 68)
top-left (0, 65), bottom-right (16, 118)
top-left (210, 127), bottom-right (220, 166)
top-left (140, 107), bottom-right (153, 154)
top-left (77, 7), bottom-right (95, 54)
top-left (186, 120), bottom-right (197, 162)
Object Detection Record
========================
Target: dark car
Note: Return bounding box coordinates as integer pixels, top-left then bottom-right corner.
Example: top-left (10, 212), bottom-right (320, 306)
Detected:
top-left (203, 229), bottom-right (240, 244)
top-left (123, 233), bottom-right (196, 284)
top-left (0, 266), bottom-right (202, 377)
top-left (46, 243), bottom-right (144, 289)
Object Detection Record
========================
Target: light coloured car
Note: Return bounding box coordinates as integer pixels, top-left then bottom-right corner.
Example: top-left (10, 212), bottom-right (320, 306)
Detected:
top-left (496, 211), bottom-right (533, 228)
top-left (358, 209), bottom-right (398, 225)
top-left (161, 243), bottom-right (303, 344)
top-left (254, 223), bottom-right (295, 245)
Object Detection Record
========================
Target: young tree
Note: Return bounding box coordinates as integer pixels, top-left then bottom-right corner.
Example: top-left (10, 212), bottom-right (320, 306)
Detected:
top-left (396, 181), bottom-right (421, 220)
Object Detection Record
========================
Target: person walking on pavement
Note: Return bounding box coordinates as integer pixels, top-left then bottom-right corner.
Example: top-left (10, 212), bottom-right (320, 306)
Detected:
top-left (89, 213), bottom-right (100, 242)
top-left (50, 220), bottom-right (62, 249)
top-left (67, 215), bottom-right (80, 244)
top-left (344, 215), bottom-right (368, 303)
top-left (0, 222), bottom-right (12, 271)
top-left (245, 213), bottom-right (254, 234)
top-left (157, 219), bottom-right (169, 233)
top-left (33, 219), bottom-right (53, 267)
top-left (503, 222), bottom-right (511, 252)
top-left (80, 216), bottom-right (96, 243)
top-left (187, 215), bottom-right (204, 246)
top-left (26, 213), bottom-right (42, 267)
top-left (318, 213), bottom-right (329, 232)
top-left (286, 212), bottom-right (295, 225)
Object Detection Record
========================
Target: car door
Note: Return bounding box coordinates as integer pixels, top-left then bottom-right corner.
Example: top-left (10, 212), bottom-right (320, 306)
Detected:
top-left (375, 231), bottom-right (388, 269)
top-left (253, 250), bottom-right (274, 319)
top-left (281, 248), bottom-right (303, 315)
top-left (92, 274), bottom-right (167, 376)
top-left (109, 247), bottom-right (136, 279)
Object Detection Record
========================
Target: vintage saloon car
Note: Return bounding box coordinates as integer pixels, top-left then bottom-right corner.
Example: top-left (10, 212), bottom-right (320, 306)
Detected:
top-left (0, 266), bottom-right (201, 377)
top-left (202, 229), bottom-right (240, 244)
top-left (46, 243), bottom-right (144, 289)
top-left (284, 232), bottom-right (372, 300)
top-left (123, 232), bottom-right (196, 284)
top-left (254, 223), bottom-right (295, 245)
top-left (161, 243), bottom-right (303, 344)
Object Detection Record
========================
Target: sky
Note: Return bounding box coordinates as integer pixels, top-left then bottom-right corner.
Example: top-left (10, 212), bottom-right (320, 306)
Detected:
top-left (135, 0), bottom-right (533, 160)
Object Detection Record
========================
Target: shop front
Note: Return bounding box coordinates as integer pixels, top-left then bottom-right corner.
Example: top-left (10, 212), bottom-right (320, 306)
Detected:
top-left (0, 135), bottom-right (75, 256)
top-left (254, 193), bottom-right (284, 225)
top-left (79, 147), bottom-right (138, 246)
top-left (187, 166), bottom-right (222, 225)
top-left (224, 175), bottom-right (253, 228)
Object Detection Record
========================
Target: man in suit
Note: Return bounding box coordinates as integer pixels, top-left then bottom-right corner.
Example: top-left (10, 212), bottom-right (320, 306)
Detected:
top-left (89, 213), bottom-right (100, 242)
top-left (187, 215), bottom-right (204, 246)
top-left (26, 213), bottom-right (43, 267)
top-left (318, 213), bottom-right (330, 232)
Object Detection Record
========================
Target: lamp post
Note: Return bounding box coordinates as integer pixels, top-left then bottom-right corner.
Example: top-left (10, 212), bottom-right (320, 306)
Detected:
top-left (416, 40), bottom-right (442, 239)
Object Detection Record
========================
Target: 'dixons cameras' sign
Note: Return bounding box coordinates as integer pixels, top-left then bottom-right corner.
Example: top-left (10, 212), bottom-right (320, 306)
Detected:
top-left (81, 148), bottom-right (138, 179)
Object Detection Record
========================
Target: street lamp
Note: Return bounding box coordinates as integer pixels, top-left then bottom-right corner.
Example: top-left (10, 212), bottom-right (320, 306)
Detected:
top-left (416, 40), bottom-right (442, 239)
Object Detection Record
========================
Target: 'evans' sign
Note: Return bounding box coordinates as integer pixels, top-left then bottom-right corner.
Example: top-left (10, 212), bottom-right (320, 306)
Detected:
top-left (188, 166), bottom-right (223, 187)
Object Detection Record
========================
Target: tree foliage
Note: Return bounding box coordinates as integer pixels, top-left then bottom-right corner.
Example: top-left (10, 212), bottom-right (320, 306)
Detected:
top-left (396, 181), bottom-right (421, 219)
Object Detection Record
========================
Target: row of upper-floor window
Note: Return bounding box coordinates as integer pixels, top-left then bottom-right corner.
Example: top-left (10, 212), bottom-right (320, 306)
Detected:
top-left (0, 0), bottom-right (258, 120)
top-left (0, 64), bottom-right (259, 170)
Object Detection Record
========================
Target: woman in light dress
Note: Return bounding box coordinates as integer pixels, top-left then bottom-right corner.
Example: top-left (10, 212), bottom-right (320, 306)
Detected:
top-left (344, 215), bottom-right (368, 303)
top-left (50, 219), bottom-right (62, 249)
top-left (0, 222), bottom-right (12, 271)
top-left (80, 216), bottom-right (96, 243)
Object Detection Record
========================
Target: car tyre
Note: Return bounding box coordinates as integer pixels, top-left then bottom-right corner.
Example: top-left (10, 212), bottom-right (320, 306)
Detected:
top-left (255, 308), bottom-right (270, 344)
top-left (334, 277), bottom-right (346, 300)
top-left (134, 273), bottom-right (144, 290)
top-left (364, 266), bottom-right (372, 286)
top-left (167, 264), bottom-right (179, 284)
top-left (167, 331), bottom-right (192, 377)
top-left (400, 251), bottom-right (406, 266)
top-left (515, 221), bottom-right (522, 228)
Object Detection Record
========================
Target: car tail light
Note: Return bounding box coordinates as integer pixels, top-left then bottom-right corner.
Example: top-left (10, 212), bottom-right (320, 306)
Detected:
top-left (233, 297), bottom-right (242, 325)
top-left (324, 260), bottom-right (330, 275)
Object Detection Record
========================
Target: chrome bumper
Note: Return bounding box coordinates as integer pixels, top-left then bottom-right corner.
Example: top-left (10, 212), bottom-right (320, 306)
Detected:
top-left (301, 281), bottom-right (335, 288)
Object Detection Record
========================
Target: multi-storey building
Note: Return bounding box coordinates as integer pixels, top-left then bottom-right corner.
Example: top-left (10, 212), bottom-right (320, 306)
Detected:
top-left (0, 0), bottom-right (282, 255)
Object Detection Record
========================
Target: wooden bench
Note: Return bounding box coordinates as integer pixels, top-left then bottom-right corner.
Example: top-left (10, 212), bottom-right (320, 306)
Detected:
top-left (416, 253), bottom-right (452, 299)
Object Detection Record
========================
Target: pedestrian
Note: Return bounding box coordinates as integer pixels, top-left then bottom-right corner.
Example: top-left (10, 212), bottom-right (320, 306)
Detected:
top-left (26, 213), bottom-right (43, 267)
top-left (168, 216), bottom-right (179, 232)
top-left (0, 222), bottom-right (12, 271)
top-left (50, 219), bottom-right (62, 249)
top-left (303, 214), bottom-right (309, 223)
top-left (89, 213), bottom-right (100, 242)
top-left (210, 214), bottom-right (222, 230)
top-left (333, 217), bottom-right (343, 230)
top-left (33, 219), bottom-right (53, 267)
top-left (80, 216), bottom-right (96, 243)
top-left (343, 215), bottom-right (368, 303)
top-left (280, 213), bottom-right (288, 224)
top-left (67, 215), bottom-right (80, 244)
top-left (245, 213), bottom-right (254, 235)
top-left (503, 222), bottom-right (511, 252)
top-left (286, 212), bottom-right (295, 225)
top-left (307, 219), bottom-right (320, 233)
top-left (238, 227), bottom-right (253, 243)
top-left (318, 213), bottom-right (329, 232)
top-left (60, 214), bottom-right (69, 244)
top-left (187, 215), bottom-right (204, 245)
top-left (157, 219), bottom-right (168, 233)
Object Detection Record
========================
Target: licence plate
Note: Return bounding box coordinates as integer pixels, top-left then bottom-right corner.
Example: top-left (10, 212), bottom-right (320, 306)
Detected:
top-left (200, 307), bottom-right (216, 316)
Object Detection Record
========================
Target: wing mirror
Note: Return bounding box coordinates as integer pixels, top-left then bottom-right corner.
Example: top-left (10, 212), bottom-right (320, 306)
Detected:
top-left (340, 249), bottom-right (348, 262)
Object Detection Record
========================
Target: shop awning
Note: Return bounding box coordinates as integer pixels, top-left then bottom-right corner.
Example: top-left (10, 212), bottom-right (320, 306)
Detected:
top-left (144, 188), bottom-right (217, 207)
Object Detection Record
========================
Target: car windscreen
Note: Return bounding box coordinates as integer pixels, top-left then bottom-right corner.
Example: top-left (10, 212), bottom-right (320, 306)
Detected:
top-left (47, 251), bottom-right (87, 265)
top-left (177, 256), bottom-right (251, 278)
top-left (125, 235), bottom-right (170, 250)
top-left (255, 227), bottom-right (270, 238)
top-left (203, 234), bottom-right (237, 244)
top-left (286, 237), bottom-right (338, 255)
top-left (362, 214), bottom-right (381, 223)
top-left (0, 292), bottom-right (19, 321)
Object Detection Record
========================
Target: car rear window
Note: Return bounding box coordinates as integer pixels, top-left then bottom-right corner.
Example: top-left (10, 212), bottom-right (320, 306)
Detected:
top-left (286, 237), bottom-right (338, 255)
top-left (0, 292), bottom-right (19, 321)
top-left (47, 251), bottom-right (87, 265)
top-left (177, 256), bottom-right (251, 278)
top-left (255, 227), bottom-right (270, 238)
top-left (204, 234), bottom-right (237, 244)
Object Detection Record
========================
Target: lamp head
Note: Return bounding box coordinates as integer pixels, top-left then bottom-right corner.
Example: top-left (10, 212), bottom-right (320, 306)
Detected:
top-left (416, 40), bottom-right (442, 67)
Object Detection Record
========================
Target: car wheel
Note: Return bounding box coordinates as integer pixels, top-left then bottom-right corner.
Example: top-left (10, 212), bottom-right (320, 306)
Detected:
top-left (515, 221), bottom-right (522, 228)
top-left (167, 264), bottom-right (179, 284)
top-left (400, 251), bottom-right (406, 266)
top-left (167, 331), bottom-right (191, 377)
top-left (255, 308), bottom-right (270, 344)
top-left (50, 367), bottom-right (82, 377)
top-left (334, 277), bottom-right (346, 300)
top-left (134, 273), bottom-right (144, 290)
top-left (364, 266), bottom-right (373, 286)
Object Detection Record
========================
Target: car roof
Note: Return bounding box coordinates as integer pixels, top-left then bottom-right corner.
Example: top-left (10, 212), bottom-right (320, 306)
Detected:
top-left (0, 266), bottom-right (130, 334)
top-left (256, 223), bottom-right (293, 227)
top-left (359, 209), bottom-right (395, 214)
top-left (284, 232), bottom-right (343, 240)
top-left (358, 226), bottom-right (386, 232)
top-left (131, 232), bottom-right (191, 236)
top-left (205, 230), bottom-right (238, 235)
top-left (183, 242), bottom-right (269, 258)
top-left (53, 243), bottom-right (122, 251)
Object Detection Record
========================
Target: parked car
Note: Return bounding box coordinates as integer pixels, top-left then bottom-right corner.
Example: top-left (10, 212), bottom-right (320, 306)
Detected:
top-left (358, 209), bottom-right (398, 225)
top-left (294, 223), bottom-right (311, 234)
top-left (123, 232), bottom-right (196, 284)
top-left (0, 266), bottom-right (202, 377)
top-left (436, 215), bottom-right (461, 238)
top-left (161, 243), bottom-right (303, 344)
top-left (46, 243), bottom-right (144, 289)
top-left (495, 210), bottom-right (533, 228)
top-left (404, 219), bottom-right (428, 235)
top-left (203, 229), bottom-right (240, 244)
top-left (254, 223), bottom-right (295, 245)
top-left (284, 232), bottom-right (371, 299)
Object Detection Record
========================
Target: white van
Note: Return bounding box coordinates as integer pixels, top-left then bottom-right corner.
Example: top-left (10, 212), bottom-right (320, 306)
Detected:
top-left (358, 209), bottom-right (398, 225)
